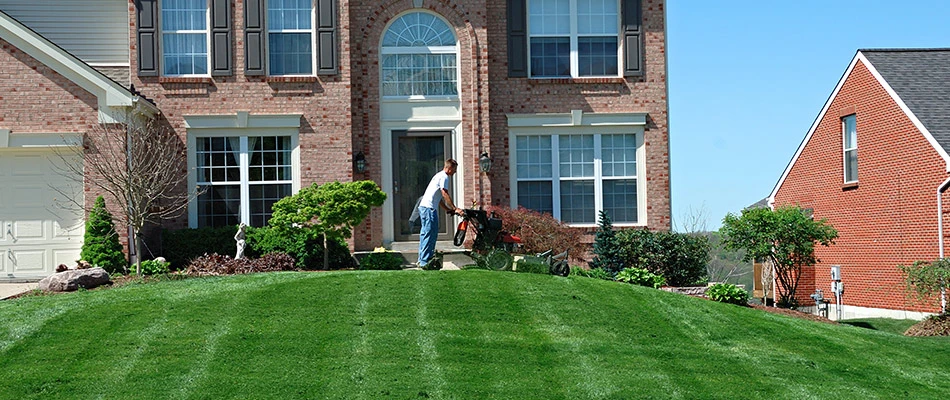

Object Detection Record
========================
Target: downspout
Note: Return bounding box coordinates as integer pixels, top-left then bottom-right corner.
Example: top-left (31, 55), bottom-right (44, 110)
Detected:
top-left (936, 175), bottom-right (950, 312)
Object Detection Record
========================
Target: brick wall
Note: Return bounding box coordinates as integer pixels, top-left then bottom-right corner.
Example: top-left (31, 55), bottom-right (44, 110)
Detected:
top-left (127, 0), bottom-right (670, 251)
top-left (0, 38), bottom-right (145, 257)
top-left (128, 0), bottom-right (356, 233)
top-left (774, 60), bottom-right (944, 313)
top-left (486, 0), bottom-right (671, 231)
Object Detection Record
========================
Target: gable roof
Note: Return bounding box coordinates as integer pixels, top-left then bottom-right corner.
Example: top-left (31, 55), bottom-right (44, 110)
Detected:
top-left (0, 10), bottom-right (157, 122)
top-left (861, 49), bottom-right (950, 155)
top-left (769, 49), bottom-right (950, 207)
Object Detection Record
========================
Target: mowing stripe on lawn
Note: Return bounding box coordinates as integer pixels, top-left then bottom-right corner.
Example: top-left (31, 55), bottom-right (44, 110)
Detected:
top-left (413, 274), bottom-right (447, 399)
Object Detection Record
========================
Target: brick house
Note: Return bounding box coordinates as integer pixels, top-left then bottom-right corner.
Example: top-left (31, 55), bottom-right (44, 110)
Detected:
top-left (0, 0), bottom-right (670, 279)
top-left (770, 49), bottom-right (950, 319)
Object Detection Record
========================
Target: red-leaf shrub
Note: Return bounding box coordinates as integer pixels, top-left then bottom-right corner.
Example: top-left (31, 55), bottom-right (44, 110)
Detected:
top-left (491, 207), bottom-right (588, 263)
top-left (184, 252), bottom-right (297, 276)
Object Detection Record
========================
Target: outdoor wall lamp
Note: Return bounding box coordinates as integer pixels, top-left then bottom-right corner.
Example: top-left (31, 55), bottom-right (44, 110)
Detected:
top-left (354, 151), bottom-right (366, 174)
top-left (479, 152), bottom-right (492, 174)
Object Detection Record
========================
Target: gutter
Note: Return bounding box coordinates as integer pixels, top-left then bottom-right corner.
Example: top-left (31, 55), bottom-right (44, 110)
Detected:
top-left (936, 175), bottom-right (950, 311)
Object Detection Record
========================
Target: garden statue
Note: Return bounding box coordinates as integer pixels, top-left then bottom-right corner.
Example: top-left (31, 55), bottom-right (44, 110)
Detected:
top-left (234, 223), bottom-right (247, 259)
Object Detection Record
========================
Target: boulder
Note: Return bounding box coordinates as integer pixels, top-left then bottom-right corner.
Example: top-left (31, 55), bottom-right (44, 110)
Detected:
top-left (38, 267), bottom-right (111, 292)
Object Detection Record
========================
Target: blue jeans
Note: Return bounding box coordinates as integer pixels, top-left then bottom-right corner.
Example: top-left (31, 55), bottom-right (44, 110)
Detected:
top-left (418, 206), bottom-right (438, 266)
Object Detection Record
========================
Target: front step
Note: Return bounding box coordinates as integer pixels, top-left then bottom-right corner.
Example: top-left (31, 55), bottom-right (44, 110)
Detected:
top-left (354, 241), bottom-right (475, 270)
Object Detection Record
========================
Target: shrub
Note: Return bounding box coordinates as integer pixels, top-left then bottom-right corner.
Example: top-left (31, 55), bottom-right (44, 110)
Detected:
top-left (246, 226), bottom-right (356, 270)
top-left (492, 207), bottom-right (587, 262)
top-left (162, 226), bottom-right (238, 270)
top-left (615, 267), bottom-right (666, 289)
top-left (515, 259), bottom-right (551, 275)
top-left (81, 196), bottom-right (127, 274)
top-left (184, 252), bottom-right (297, 276)
top-left (589, 210), bottom-right (623, 274)
top-left (615, 229), bottom-right (710, 287)
top-left (707, 283), bottom-right (750, 306)
top-left (570, 266), bottom-right (613, 280)
top-left (139, 259), bottom-right (170, 276)
top-left (358, 252), bottom-right (404, 271)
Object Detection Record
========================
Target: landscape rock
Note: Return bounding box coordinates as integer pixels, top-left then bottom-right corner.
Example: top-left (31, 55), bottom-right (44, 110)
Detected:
top-left (38, 267), bottom-right (111, 292)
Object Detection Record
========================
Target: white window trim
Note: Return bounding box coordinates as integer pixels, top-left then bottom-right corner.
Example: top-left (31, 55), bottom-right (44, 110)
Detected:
top-left (265, 0), bottom-right (317, 76)
top-left (526, 0), bottom-right (622, 79)
top-left (159, 0), bottom-right (212, 78)
top-left (184, 113), bottom-right (302, 228)
top-left (379, 11), bottom-right (460, 101)
top-left (508, 111), bottom-right (647, 227)
top-left (842, 114), bottom-right (858, 184)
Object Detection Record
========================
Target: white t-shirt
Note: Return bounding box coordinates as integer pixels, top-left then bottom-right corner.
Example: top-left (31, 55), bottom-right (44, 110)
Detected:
top-left (420, 170), bottom-right (450, 209)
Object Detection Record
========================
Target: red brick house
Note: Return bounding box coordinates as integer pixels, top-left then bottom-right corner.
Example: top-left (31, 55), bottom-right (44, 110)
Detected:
top-left (0, 0), bottom-right (670, 279)
top-left (770, 49), bottom-right (950, 319)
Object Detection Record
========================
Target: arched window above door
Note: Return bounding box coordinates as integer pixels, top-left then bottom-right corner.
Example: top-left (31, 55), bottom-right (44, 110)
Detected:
top-left (381, 12), bottom-right (458, 97)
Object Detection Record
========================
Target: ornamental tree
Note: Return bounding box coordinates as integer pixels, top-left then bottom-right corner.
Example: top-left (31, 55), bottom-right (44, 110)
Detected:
top-left (268, 180), bottom-right (386, 269)
top-left (899, 259), bottom-right (949, 314)
top-left (720, 205), bottom-right (838, 308)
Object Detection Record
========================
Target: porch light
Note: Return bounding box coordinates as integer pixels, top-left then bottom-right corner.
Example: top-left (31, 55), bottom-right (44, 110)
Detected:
top-left (479, 152), bottom-right (492, 174)
top-left (354, 151), bottom-right (366, 174)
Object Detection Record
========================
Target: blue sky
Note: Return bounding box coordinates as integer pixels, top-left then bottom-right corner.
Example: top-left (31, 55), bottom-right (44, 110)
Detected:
top-left (667, 1), bottom-right (950, 231)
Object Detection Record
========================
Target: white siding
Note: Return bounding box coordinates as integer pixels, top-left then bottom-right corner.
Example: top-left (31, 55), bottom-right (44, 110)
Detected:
top-left (0, 0), bottom-right (129, 65)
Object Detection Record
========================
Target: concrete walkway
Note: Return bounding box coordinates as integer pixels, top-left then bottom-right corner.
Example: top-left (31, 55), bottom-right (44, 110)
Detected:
top-left (0, 282), bottom-right (39, 300)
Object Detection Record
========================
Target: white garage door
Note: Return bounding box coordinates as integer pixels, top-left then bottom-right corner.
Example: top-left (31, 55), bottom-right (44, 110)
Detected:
top-left (0, 149), bottom-right (84, 279)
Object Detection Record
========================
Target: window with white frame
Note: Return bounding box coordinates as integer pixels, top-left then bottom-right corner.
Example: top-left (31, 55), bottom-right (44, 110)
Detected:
top-left (516, 132), bottom-right (639, 224)
top-left (268, 0), bottom-right (314, 75)
top-left (161, 0), bottom-right (210, 76)
top-left (195, 135), bottom-right (293, 227)
top-left (528, 0), bottom-right (619, 78)
top-left (842, 114), bottom-right (857, 183)
top-left (381, 12), bottom-right (458, 97)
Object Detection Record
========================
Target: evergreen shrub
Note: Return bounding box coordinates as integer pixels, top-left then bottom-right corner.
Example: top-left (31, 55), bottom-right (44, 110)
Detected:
top-left (358, 252), bottom-right (404, 271)
top-left (246, 226), bottom-right (356, 270)
top-left (81, 196), bottom-right (127, 274)
top-left (162, 226), bottom-right (238, 270)
top-left (616, 229), bottom-right (710, 287)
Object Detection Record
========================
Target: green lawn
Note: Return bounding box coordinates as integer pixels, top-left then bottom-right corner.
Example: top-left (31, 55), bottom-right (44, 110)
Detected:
top-left (1, 271), bottom-right (948, 399)
top-left (840, 318), bottom-right (919, 335)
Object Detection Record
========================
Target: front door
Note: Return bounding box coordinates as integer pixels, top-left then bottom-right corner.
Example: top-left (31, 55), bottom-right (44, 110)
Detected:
top-left (392, 131), bottom-right (453, 242)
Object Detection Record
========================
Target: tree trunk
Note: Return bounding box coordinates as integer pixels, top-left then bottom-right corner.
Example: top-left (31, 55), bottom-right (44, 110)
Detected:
top-left (134, 230), bottom-right (143, 276)
top-left (323, 234), bottom-right (329, 270)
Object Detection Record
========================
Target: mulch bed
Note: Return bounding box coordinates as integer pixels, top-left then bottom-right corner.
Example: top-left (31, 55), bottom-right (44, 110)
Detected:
top-left (904, 314), bottom-right (950, 337)
top-left (748, 304), bottom-right (837, 324)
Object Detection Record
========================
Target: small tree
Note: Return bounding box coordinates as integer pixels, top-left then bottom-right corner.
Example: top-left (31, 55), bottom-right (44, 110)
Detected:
top-left (268, 181), bottom-right (386, 269)
top-left (589, 210), bottom-right (622, 274)
top-left (57, 112), bottom-right (196, 275)
top-left (899, 259), bottom-right (949, 314)
top-left (720, 206), bottom-right (838, 308)
top-left (80, 196), bottom-right (127, 274)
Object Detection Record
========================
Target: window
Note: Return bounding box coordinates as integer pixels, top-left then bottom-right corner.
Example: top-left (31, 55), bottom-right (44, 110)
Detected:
top-left (528, 0), bottom-right (619, 78)
top-left (161, 0), bottom-right (210, 76)
top-left (195, 135), bottom-right (293, 227)
top-left (268, 0), bottom-right (314, 75)
top-left (381, 12), bottom-right (458, 97)
top-left (842, 114), bottom-right (857, 183)
top-left (516, 133), bottom-right (639, 224)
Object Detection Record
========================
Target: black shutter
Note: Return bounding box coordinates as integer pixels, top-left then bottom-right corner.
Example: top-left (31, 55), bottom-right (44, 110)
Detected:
top-left (316, 0), bottom-right (338, 75)
top-left (507, 0), bottom-right (528, 77)
top-left (211, 0), bottom-right (232, 76)
top-left (621, 0), bottom-right (643, 77)
top-left (245, 0), bottom-right (265, 76)
top-left (136, 0), bottom-right (159, 77)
